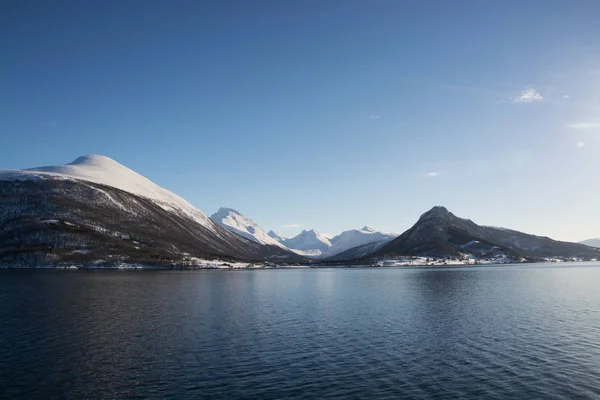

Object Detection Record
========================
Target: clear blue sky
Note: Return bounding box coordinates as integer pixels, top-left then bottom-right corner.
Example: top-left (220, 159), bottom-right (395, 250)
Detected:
top-left (1, 1), bottom-right (599, 241)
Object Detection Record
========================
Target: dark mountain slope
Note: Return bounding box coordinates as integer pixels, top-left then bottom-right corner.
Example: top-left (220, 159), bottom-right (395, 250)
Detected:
top-left (370, 206), bottom-right (600, 260)
top-left (0, 175), bottom-right (306, 268)
top-left (484, 227), bottom-right (600, 258)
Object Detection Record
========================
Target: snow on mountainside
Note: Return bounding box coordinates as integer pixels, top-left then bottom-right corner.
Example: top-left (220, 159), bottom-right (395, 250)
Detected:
top-left (0, 154), bottom-right (215, 230)
top-left (0, 155), bottom-right (306, 267)
top-left (209, 209), bottom-right (330, 257)
top-left (210, 208), bottom-right (287, 248)
top-left (267, 230), bottom-right (286, 242)
top-left (281, 230), bottom-right (332, 257)
top-left (322, 226), bottom-right (397, 258)
top-left (581, 238), bottom-right (600, 248)
top-left (324, 239), bottom-right (391, 261)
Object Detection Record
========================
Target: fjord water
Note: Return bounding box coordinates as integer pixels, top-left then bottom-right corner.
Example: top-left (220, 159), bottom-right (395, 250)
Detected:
top-left (1, 265), bottom-right (600, 399)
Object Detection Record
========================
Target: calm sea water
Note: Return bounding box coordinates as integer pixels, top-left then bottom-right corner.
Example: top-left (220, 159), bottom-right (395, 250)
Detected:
top-left (1, 264), bottom-right (600, 399)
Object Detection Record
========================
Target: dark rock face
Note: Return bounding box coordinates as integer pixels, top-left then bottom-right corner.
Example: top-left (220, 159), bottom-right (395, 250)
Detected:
top-left (370, 206), bottom-right (600, 260)
top-left (0, 179), bottom-right (306, 267)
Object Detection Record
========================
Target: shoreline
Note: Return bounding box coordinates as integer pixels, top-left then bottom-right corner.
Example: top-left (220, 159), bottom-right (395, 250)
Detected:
top-left (2, 260), bottom-right (599, 271)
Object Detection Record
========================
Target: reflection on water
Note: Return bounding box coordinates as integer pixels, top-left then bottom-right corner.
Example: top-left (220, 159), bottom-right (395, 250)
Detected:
top-left (1, 264), bottom-right (600, 399)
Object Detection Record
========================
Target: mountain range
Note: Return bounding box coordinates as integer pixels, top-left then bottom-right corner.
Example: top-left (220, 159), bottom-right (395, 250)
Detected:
top-left (210, 207), bottom-right (394, 259)
top-left (0, 155), bottom-right (306, 267)
top-left (1, 155), bottom-right (598, 267)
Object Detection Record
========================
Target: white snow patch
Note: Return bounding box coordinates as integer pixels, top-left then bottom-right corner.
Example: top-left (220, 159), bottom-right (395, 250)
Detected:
top-left (323, 226), bottom-right (397, 258)
top-left (281, 230), bottom-right (332, 254)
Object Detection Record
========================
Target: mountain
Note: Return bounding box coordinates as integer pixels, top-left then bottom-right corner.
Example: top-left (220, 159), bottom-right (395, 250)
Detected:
top-left (210, 208), bottom-right (286, 248)
top-left (581, 238), bottom-right (600, 249)
top-left (0, 155), bottom-right (305, 267)
top-left (281, 229), bottom-right (332, 257)
top-left (483, 227), bottom-right (599, 258)
top-left (322, 226), bottom-right (397, 259)
top-left (210, 208), bottom-right (332, 258)
top-left (267, 230), bottom-right (286, 242)
top-left (324, 239), bottom-right (391, 261)
top-left (369, 206), bottom-right (600, 260)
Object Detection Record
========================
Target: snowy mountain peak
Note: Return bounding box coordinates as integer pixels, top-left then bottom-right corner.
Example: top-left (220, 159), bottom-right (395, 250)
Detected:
top-left (281, 229), bottom-right (332, 254)
top-left (67, 154), bottom-right (123, 167)
top-left (212, 207), bottom-right (242, 218)
top-left (210, 208), bottom-right (286, 248)
top-left (1, 154), bottom-right (217, 229)
top-left (267, 230), bottom-right (286, 242)
top-left (32, 154), bottom-right (138, 176)
top-left (323, 226), bottom-right (397, 258)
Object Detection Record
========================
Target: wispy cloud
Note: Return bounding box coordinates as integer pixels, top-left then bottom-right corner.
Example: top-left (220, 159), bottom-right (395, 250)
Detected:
top-left (424, 172), bottom-right (440, 178)
top-left (370, 115), bottom-right (381, 120)
top-left (577, 141), bottom-right (586, 148)
top-left (563, 94), bottom-right (570, 99)
top-left (512, 87), bottom-right (544, 103)
top-left (567, 122), bottom-right (600, 130)
top-left (281, 223), bottom-right (303, 228)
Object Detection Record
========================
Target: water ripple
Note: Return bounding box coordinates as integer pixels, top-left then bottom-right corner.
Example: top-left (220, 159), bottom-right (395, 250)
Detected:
top-left (1, 265), bottom-right (600, 399)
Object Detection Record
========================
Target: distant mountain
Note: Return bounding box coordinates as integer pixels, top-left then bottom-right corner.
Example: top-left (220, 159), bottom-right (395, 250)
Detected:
top-left (324, 239), bottom-right (391, 261)
top-left (369, 206), bottom-right (600, 260)
top-left (0, 155), bottom-right (305, 267)
top-left (210, 208), bottom-right (286, 248)
top-left (483, 228), bottom-right (599, 258)
top-left (267, 230), bottom-right (286, 242)
top-left (580, 238), bottom-right (600, 249)
top-left (323, 226), bottom-right (397, 259)
top-left (210, 209), bottom-right (332, 258)
top-left (281, 230), bottom-right (332, 257)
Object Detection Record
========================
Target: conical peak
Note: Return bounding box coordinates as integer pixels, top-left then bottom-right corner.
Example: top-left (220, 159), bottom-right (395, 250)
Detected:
top-left (419, 206), bottom-right (454, 221)
top-left (69, 154), bottom-right (117, 165)
top-left (216, 207), bottom-right (241, 215)
top-left (429, 206), bottom-right (449, 213)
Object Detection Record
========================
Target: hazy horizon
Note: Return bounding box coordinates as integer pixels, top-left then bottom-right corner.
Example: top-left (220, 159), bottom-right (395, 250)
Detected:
top-left (2, 1), bottom-right (599, 242)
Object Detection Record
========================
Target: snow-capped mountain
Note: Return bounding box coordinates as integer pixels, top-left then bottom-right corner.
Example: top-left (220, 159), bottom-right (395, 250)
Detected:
top-left (210, 208), bottom-right (287, 248)
top-left (369, 206), bottom-right (600, 260)
top-left (267, 230), bottom-right (286, 242)
top-left (580, 238), bottom-right (600, 248)
top-left (322, 226), bottom-right (397, 258)
top-left (209, 209), bottom-right (333, 258)
top-left (14, 154), bottom-right (216, 229)
top-left (281, 230), bottom-right (332, 257)
top-left (3, 156), bottom-right (597, 267)
top-left (324, 239), bottom-right (392, 261)
top-left (0, 155), bottom-right (305, 267)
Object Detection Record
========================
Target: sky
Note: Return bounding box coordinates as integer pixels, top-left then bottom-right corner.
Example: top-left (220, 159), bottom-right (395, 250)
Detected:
top-left (1, 0), bottom-right (599, 242)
